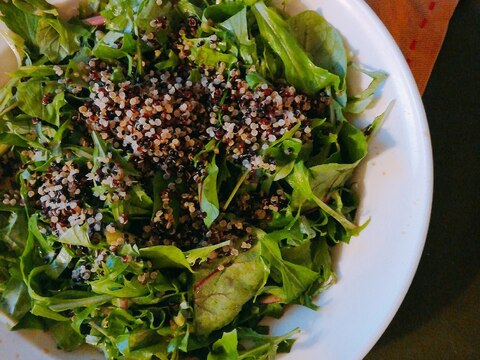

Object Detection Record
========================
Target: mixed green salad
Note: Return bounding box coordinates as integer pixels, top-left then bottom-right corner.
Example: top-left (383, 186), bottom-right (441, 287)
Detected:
top-left (0, 0), bottom-right (386, 359)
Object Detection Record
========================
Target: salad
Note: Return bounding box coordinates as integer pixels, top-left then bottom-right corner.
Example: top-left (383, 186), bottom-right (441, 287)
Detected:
top-left (0, 0), bottom-right (386, 359)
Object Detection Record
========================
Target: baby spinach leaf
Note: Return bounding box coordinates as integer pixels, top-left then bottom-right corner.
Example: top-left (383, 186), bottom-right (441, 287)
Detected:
top-left (289, 10), bottom-right (347, 105)
top-left (177, 0), bottom-right (203, 19)
top-left (10, 313), bottom-right (44, 331)
top-left (0, 1), bottom-right (39, 54)
top-left (281, 239), bottom-right (313, 269)
top-left (220, 7), bottom-right (256, 64)
top-left (193, 244), bottom-right (268, 336)
top-left (102, 0), bottom-right (141, 34)
top-left (36, 18), bottom-right (89, 63)
top-left (192, 45), bottom-right (238, 68)
top-left (252, 1), bottom-right (340, 95)
top-left (11, 0), bottom-right (58, 17)
top-left (338, 120), bottom-right (368, 163)
top-left (2, 277), bottom-right (31, 320)
top-left (48, 320), bottom-right (85, 351)
top-left (0, 210), bottom-right (28, 255)
top-left (93, 31), bottom-right (136, 60)
top-left (16, 78), bottom-right (66, 126)
top-left (203, 3), bottom-right (244, 23)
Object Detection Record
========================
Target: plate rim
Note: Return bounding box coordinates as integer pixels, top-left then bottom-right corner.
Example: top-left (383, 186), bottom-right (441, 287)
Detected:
top-left (0, 1), bottom-right (434, 359)
top-left (350, 0), bottom-right (433, 357)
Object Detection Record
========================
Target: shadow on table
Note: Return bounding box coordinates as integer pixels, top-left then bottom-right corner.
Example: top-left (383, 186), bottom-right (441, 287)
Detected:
top-left (367, 0), bottom-right (480, 355)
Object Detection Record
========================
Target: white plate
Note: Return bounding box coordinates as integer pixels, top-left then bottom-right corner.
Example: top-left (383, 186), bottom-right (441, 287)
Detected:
top-left (0, 0), bottom-right (433, 359)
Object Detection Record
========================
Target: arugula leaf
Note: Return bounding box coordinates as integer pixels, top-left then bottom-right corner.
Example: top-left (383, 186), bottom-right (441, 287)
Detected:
top-left (208, 329), bottom-right (239, 360)
top-left (308, 120), bottom-right (368, 197)
top-left (237, 327), bottom-right (300, 359)
top-left (57, 223), bottom-right (92, 247)
top-left (364, 101), bottom-right (394, 143)
top-left (185, 240), bottom-right (231, 266)
top-left (31, 303), bottom-right (70, 322)
top-left (90, 277), bottom-right (149, 298)
top-left (0, 132), bottom-right (46, 151)
top-left (199, 157), bottom-right (220, 228)
top-left (12, 65), bottom-right (57, 78)
top-left (257, 230), bottom-right (318, 303)
top-left (287, 162), bottom-right (366, 235)
top-left (252, 1), bottom-right (340, 95)
top-left (155, 49), bottom-right (179, 71)
top-left (139, 245), bottom-right (193, 271)
top-left (345, 65), bottom-right (388, 114)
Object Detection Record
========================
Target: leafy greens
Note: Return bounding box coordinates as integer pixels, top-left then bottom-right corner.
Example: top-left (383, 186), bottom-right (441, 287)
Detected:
top-left (0, 0), bottom-right (387, 359)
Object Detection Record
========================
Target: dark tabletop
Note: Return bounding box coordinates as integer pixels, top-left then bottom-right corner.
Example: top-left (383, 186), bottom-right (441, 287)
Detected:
top-left (366, 0), bottom-right (480, 359)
